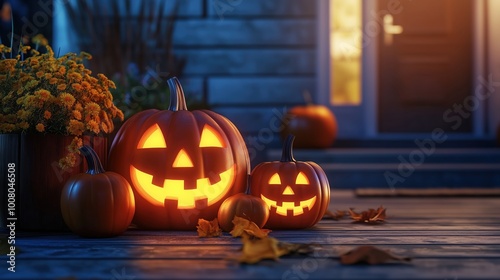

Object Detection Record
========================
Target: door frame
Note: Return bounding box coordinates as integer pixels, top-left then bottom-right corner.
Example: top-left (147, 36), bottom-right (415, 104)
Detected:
top-left (317, 0), bottom-right (497, 140)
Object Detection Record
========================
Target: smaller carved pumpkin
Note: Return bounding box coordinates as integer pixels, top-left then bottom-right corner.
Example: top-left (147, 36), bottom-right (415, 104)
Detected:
top-left (61, 146), bottom-right (135, 237)
top-left (217, 193), bottom-right (269, 232)
top-left (250, 135), bottom-right (330, 229)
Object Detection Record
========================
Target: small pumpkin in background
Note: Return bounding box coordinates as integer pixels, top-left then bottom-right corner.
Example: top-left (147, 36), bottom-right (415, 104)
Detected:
top-left (250, 135), bottom-right (330, 229)
top-left (217, 193), bottom-right (269, 232)
top-left (60, 145), bottom-right (135, 237)
top-left (281, 91), bottom-right (337, 148)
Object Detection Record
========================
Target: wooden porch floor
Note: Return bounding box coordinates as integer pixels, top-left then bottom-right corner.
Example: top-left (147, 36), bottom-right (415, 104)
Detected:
top-left (2, 190), bottom-right (500, 279)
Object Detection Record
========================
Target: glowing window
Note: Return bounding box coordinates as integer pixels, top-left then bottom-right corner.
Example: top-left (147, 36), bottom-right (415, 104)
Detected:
top-left (330, 0), bottom-right (362, 105)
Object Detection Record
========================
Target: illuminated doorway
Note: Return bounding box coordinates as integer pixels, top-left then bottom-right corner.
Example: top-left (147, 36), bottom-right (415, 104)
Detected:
top-left (317, 0), bottom-right (491, 140)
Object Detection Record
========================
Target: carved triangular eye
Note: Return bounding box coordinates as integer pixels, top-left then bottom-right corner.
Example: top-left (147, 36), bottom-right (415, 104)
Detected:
top-left (138, 124), bottom-right (166, 149)
top-left (199, 125), bottom-right (224, 148)
top-left (268, 173), bottom-right (281, 185)
top-left (295, 172), bottom-right (309, 184)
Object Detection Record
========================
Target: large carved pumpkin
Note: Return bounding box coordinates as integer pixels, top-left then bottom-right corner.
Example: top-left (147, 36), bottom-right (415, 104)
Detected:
top-left (108, 77), bottom-right (249, 230)
top-left (250, 135), bottom-right (330, 229)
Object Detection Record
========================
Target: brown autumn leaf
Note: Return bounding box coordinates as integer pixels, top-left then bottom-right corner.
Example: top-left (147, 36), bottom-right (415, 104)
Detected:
top-left (323, 209), bottom-right (347, 220)
top-left (230, 216), bottom-right (271, 238)
top-left (349, 206), bottom-right (387, 224)
top-left (197, 218), bottom-right (222, 237)
top-left (340, 245), bottom-right (411, 265)
top-left (237, 233), bottom-right (315, 264)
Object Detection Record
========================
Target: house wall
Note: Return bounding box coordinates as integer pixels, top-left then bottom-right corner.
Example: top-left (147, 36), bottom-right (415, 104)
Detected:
top-left (54, 0), bottom-right (317, 164)
top-left (176, 0), bottom-right (317, 160)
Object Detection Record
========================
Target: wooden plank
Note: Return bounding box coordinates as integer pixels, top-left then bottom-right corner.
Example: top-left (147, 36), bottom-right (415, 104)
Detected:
top-left (6, 190), bottom-right (500, 279)
top-left (208, 77), bottom-right (314, 105)
top-left (174, 20), bottom-right (315, 46)
top-left (3, 258), bottom-right (500, 280)
top-left (178, 50), bottom-right (315, 75)
top-left (206, 0), bottom-right (316, 18)
top-left (14, 243), bottom-right (500, 259)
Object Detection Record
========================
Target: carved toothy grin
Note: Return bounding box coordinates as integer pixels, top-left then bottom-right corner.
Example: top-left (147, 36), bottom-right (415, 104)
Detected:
top-left (130, 165), bottom-right (235, 209)
top-left (260, 195), bottom-right (317, 216)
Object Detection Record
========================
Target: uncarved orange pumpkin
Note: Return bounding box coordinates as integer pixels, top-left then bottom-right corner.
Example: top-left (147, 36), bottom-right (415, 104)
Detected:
top-left (250, 135), bottom-right (330, 229)
top-left (281, 92), bottom-right (337, 148)
top-left (108, 77), bottom-right (249, 230)
top-left (60, 145), bottom-right (135, 237)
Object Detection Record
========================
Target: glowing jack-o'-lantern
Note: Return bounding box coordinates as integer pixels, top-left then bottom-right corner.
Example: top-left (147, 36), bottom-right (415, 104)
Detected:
top-left (108, 77), bottom-right (249, 230)
top-left (250, 135), bottom-right (330, 229)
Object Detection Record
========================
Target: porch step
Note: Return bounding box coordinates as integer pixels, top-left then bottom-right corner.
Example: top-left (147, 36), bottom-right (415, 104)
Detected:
top-left (266, 148), bottom-right (500, 189)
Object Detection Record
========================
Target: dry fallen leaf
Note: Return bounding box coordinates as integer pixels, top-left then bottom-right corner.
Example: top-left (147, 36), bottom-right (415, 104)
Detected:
top-left (197, 218), bottom-right (222, 237)
top-left (238, 233), bottom-right (315, 264)
top-left (323, 209), bottom-right (347, 220)
top-left (349, 206), bottom-right (387, 224)
top-left (230, 216), bottom-right (271, 238)
top-left (340, 245), bottom-right (411, 265)
top-left (238, 234), bottom-right (286, 264)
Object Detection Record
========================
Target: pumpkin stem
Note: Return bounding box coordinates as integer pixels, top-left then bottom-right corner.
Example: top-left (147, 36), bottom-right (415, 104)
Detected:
top-left (167, 77), bottom-right (188, 111)
top-left (79, 145), bottom-right (105, 175)
top-left (302, 90), bottom-right (314, 106)
top-left (281, 134), bottom-right (297, 162)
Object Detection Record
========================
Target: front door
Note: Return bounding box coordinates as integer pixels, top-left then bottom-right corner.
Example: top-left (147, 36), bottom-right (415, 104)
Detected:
top-left (377, 0), bottom-right (473, 133)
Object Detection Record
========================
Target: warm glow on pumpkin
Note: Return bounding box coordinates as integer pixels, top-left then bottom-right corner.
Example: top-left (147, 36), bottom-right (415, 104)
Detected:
top-left (268, 173), bottom-right (281, 185)
top-left (282, 186), bottom-right (295, 195)
top-left (173, 149), bottom-right (194, 168)
top-left (261, 195), bottom-right (316, 216)
top-left (130, 164), bottom-right (236, 208)
top-left (295, 172), bottom-right (309, 184)
top-left (199, 125), bottom-right (225, 148)
top-left (137, 124), bottom-right (167, 149)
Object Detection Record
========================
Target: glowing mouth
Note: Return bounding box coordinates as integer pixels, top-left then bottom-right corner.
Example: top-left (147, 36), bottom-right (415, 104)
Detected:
top-left (130, 165), bottom-right (235, 209)
top-left (260, 195), bottom-right (316, 216)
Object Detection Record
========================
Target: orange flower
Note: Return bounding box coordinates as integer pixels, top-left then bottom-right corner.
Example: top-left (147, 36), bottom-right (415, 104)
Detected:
top-left (49, 78), bottom-right (58, 85)
top-left (81, 81), bottom-right (91, 90)
top-left (44, 110), bottom-right (51, 119)
top-left (71, 83), bottom-right (82, 91)
top-left (36, 71), bottom-right (44, 78)
top-left (35, 123), bottom-right (45, 132)
top-left (68, 137), bottom-right (83, 153)
top-left (86, 120), bottom-right (100, 134)
top-left (18, 121), bottom-right (29, 130)
top-left (84, 102), bottom-right (100, 117)
top-left (72, 110), bottom-right (82, 120)
top-left (57, 83), bottom-right (67, 91)
top-left (59, 93), bottom-right (76, 108)
top-left (34, 89), bottom-right (51, 102)
top-left (67, 119), bottom-right (84, 136)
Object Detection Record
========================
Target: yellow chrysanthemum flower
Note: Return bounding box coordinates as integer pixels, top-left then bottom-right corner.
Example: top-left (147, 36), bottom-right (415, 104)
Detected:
top-left (34, 89), bottom-right (51, 102)
top-left (86, 120), bottom-right (100, 134)
top-left (72, 110), bottom-right (82, 120)
top-left (67, 119), bottom-right (84, 136)
top-left (84, 102), bottom-right (101, 117)
top-left (59, 93), bottom-right (76, 108)
top-left (71, 83), bottom-right (82, 91)
top-left (35, 123), bottom-right (45, 132)
top-left (57, 83), bottom-right (66, 91)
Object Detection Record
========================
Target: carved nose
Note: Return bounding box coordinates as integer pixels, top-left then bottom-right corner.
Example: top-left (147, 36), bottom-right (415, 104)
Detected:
top-left (282, 186), bottom-right (295, 195)
top-left (172, 149), bottom-right (193, 168)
